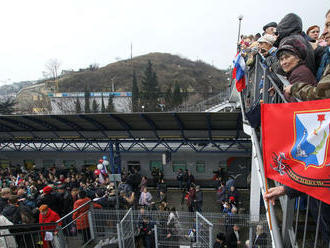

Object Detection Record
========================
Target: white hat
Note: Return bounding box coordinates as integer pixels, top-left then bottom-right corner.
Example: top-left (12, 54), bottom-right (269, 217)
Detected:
top-left (257, 34), bottom-right (276, 45)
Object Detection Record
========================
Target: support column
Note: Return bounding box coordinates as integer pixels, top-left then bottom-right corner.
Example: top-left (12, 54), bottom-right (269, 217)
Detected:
top-left (115, 141), bottom-right (121, 174)
top-left (108, 141), bottom-right (115, 174)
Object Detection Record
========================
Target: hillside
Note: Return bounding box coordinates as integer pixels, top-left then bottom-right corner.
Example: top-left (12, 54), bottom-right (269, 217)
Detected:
top-left (0, 81), bottom-right (34, 97)
top-left (58, 53), bottom-right (228, 104)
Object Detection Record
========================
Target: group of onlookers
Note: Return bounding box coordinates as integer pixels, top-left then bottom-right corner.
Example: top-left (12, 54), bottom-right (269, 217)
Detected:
top-left (240, 11), bottom-right (330, 104)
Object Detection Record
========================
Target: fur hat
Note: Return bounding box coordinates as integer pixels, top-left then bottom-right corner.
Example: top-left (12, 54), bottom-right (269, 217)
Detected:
top-left (276, 37), bottom-right (307, 60)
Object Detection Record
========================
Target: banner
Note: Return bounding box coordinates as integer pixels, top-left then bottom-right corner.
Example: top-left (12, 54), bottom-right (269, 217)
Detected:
top-left (262, 99), bottom-right (330, 204)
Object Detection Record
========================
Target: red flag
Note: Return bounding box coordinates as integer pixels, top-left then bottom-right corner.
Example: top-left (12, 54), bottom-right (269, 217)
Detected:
top-left (262, 99), bottom-right (330, 204)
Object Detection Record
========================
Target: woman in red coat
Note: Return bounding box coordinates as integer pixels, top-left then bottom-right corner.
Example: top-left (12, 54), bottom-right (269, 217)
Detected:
top-left (72, 190), bottom-right (101, 244)
top-left (39, 204), bottom-right (61, 248)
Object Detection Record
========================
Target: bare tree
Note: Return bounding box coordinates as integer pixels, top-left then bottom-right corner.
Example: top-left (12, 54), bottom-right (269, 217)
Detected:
top-left (44, 58), bottom-right (61, 80)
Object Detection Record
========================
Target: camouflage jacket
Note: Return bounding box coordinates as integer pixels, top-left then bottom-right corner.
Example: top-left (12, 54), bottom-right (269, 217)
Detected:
top-left (291, 63), bottom-right (330, 101)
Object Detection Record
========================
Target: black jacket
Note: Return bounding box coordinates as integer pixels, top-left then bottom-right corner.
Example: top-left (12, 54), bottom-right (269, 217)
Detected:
top-left (225, 230), bottom-right (239, 248)
top-left (2, 204), bottom-right (21, 224)
top-left (253, 232), bottom-right (268, 247)
top-left (37, 192), bottom-right (59, 214)
top-left (0, 197), bottom-right (8, 212)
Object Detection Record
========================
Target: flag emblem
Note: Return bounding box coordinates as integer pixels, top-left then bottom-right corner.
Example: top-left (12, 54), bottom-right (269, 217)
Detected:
top-left (291, 112), bottom-right (330, 168)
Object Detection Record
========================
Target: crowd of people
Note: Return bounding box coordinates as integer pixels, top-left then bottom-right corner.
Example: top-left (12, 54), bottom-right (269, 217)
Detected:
top-left (239, 11), bottom-right (329, 103)
top-left (0, 161), bottom-right (259, 248)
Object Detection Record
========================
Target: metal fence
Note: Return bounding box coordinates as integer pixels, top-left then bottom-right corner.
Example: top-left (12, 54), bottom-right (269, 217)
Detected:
top-left (90, 208), bottom-right (272, 248)
top-left (196, 211), bottom-right (213, 247)
top-left (0, 205), bottom-right (274, 248)
top-left (0, 199), bottom-right (94, 248)
top-left (119, 208), bottom-right (135, 248)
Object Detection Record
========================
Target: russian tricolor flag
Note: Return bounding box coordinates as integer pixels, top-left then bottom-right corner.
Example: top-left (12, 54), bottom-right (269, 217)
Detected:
top-left (232, 53), bottom-right (246, 92)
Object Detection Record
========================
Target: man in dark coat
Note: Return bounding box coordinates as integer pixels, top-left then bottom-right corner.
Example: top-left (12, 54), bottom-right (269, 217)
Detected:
top-left (138, 215), bottom-right (154, 248)
top-left (194, 185), bottom-right (203, 212)
top-left (2, 195), bottom-right (21, 224)
top-left (37, 186), bottom-right (59, 215)
top-left (213, 232), bottom-right (226, 248)
top-left (225, 224), bottom-right (241, 248)
top-left (185, 170), bottom-right (195, 190)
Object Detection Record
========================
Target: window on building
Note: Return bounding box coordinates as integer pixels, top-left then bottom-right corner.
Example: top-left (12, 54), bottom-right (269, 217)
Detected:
top-left (196, 161), bottom-right (206, 173)
top-left (149, 160), bottom-right (163, 172)
top-left (63, 160), bottom-right (76, 168)
top-left (0, 160), bottom-right (9, 169)
top-left (83, 159), bottom-right (97, 171)
top-left (43, 160), bottom-right (55, 167)
top-left (172, 161), bottom-right (187, 172)
top-left (24, 160), bottom-right (35, 170)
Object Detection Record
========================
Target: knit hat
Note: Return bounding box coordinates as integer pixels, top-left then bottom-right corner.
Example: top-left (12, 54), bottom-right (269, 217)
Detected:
top-left (39, 204), bottom-right (48, 211)
top-left (276, 37), bottom-right (307, 60)
top-left (42, 186), bottom-right (53, 195)
top-left (257, 34), bottom-right (276, 45)
top-left (263, 22), bottom-right (277, 31)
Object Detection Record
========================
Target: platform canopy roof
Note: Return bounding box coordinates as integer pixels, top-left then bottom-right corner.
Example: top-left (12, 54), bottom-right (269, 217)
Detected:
top-left (0, 112), bottom-right (246, 142)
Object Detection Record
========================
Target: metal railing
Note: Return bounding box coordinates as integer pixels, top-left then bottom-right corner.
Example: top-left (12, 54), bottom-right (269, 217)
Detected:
top-left (0, 199), bottom-right (94, 248)
top-left (173, 89), bottom-right (230, 112)
top-left (240, 53), bottom-right (329, 248)
top-left (90, 208), bottom-right (272, 248)
top-left (0, 205), bottom-right (274, 248)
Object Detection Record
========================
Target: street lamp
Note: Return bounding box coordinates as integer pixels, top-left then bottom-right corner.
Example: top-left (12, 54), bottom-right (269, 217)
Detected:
top-left (237, 15), bottom-right (243, 46)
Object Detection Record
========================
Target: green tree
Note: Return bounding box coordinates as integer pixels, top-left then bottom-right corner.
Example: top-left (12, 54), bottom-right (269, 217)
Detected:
top-left (75, 97), bottom-right (82, 113)
top-left (132, 71), bottom-right (139, 112)
top-left (92, 98), bottom-right (99, 113)
top-left (173, 81), bottom-right (183, 106)
top-left (164, 84), bottom-right (173, 110)
top-left (106, 94), bottom-right (114, 112)
top-left (140, 60), bottom-right (160, 112)
top-left (84, 90), bottom-right (90, 113)
top-left (101, 94), bottom-right (106, 112)
top-left (0, 98), bottom-right (16, 115)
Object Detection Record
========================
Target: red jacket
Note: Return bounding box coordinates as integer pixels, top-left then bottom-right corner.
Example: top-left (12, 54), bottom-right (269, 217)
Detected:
top-left (72, 197), bottom-right (101, 230)
top-left (39, 208), bottom-right (61, 248)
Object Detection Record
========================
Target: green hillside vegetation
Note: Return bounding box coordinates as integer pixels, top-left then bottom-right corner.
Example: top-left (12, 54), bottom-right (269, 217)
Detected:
top-left (57, 53), bottom-right (228, 107)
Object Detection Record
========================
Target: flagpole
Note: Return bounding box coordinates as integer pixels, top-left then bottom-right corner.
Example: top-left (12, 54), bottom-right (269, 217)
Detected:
top-left (237, 15), bottom-right (243, 47)
top-left (264, 177), bottom-right (273, 230)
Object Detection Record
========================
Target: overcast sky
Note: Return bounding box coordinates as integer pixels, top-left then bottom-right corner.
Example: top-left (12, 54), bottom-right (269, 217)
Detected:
top-left (0, 0), bottom-right (328, 85)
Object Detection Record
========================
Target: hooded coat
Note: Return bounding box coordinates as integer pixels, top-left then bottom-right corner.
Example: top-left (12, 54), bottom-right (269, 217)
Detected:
top-left (274, 13), bottom-right (316, 74)
top-left (39, 208), bottom-right (61, 248)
